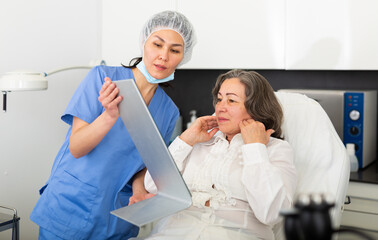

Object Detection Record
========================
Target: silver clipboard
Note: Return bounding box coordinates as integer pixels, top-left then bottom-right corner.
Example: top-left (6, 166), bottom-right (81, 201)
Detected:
top-left (110, 79), bottom-right (192, 226)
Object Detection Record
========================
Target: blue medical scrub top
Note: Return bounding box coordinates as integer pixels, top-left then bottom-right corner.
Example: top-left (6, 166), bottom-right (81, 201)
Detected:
top-left (30, 66), bottom-right (179, 240)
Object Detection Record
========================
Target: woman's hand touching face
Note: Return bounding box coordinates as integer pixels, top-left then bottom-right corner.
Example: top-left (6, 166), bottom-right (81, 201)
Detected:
top-left (239, 119), bottom-right (275, 145)
top-left (179, 116), bottom-right (219, 146)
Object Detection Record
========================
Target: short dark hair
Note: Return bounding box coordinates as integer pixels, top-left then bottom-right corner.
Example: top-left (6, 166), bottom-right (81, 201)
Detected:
top-left (212, 69), bottom-right (283, 139)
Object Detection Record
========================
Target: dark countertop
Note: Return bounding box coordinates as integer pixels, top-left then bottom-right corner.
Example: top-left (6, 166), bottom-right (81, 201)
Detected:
top-left (350, 161), bottom-right (378, 184)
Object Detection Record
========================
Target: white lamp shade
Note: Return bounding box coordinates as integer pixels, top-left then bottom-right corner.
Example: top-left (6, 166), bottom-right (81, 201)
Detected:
top-left (0, 72), bottom-right (48, 91)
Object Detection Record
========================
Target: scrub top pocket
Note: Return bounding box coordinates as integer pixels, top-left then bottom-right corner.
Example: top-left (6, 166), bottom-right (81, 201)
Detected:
top-left (45, 170), bottom-right (98, 239)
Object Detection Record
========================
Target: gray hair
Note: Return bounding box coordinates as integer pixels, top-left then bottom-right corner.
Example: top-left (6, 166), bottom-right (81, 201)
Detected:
top-left (212, 69), bottom-right (283, 139)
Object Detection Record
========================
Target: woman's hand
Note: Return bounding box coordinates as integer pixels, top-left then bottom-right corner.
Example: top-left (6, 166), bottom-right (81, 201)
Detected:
top-left (239, 119), bottom-right (275, 145)
top-left (98, 77), bottom-right (123, 120)
top-left (68, 77), bottom-right (123, 158)
top-left (179, 116), bottom-right (219, 146)
top-left (128, 168), bottom-right (155, 205)
top-left (128, 193), bottom-right (155, 205)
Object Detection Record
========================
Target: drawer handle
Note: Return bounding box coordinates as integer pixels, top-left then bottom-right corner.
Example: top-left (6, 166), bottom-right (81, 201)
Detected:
top-left (344, 196), bottom-right (351, 205)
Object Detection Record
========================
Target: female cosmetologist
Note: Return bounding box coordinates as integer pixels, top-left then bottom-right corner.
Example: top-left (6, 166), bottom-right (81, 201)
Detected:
top-left (141, 70), bottom-right (297, 240)
top-left (30, 11), bottom-right (196, 240)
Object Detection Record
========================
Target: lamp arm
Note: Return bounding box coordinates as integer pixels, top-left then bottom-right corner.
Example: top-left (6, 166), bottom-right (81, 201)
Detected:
top-left (0, 60), bottom-right (106, 112)
top-left (45, 66), bottom-right (93, 77)
top-left (45, 60), bottom-right (106, 76)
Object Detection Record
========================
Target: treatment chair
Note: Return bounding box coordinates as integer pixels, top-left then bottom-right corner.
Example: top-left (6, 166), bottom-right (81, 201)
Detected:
top-left (273, 91), bottom-right (350, 239)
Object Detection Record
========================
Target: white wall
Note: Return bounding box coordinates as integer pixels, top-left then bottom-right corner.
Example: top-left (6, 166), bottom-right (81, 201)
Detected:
top-left (0, 1), bottom-right (101, 239)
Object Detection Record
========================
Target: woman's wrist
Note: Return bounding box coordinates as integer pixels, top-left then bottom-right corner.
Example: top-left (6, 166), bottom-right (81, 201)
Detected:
top-left (179, 132), bottom-right (196, 146)
top-left (100, 110), bottom-right (119, 127)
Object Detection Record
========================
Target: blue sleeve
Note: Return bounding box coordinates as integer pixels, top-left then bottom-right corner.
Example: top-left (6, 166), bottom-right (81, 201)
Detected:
top-left (61, 66), bottom-right (105, 125)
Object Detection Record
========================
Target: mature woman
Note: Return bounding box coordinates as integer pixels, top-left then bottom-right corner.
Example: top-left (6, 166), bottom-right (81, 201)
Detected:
top-left (142, 69), bottom-right (297, 240)
top-left (30, 11), bottom-right (196, 240)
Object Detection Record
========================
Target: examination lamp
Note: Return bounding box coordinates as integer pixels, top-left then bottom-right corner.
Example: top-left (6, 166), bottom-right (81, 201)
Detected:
top-left (0, 60), bottom-right (106, 112)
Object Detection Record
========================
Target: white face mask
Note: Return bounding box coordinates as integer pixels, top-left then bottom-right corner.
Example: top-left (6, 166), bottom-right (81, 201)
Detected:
top-left (136, 60), bottom-right (174, 84)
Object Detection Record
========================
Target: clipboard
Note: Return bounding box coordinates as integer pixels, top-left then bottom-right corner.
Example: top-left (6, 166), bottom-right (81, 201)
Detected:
top-left (110, 79), bottom-right (192, 227)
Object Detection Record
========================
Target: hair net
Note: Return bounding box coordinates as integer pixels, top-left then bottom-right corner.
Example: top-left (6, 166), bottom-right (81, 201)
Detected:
top-left (140, 10), bottom-right (196, 66)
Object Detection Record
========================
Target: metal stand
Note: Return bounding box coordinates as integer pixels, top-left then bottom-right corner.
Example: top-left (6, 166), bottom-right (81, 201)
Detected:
top-left (0, 205), bottom-right (20, 240)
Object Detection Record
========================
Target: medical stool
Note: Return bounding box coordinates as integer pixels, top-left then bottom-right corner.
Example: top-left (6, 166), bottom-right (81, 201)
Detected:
top-left (0, 205), bottom-right (20, 240)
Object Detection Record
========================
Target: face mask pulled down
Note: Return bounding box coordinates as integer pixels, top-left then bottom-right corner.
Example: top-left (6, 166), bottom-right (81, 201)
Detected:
top-left (136, 60), bottom-right (174, 84)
